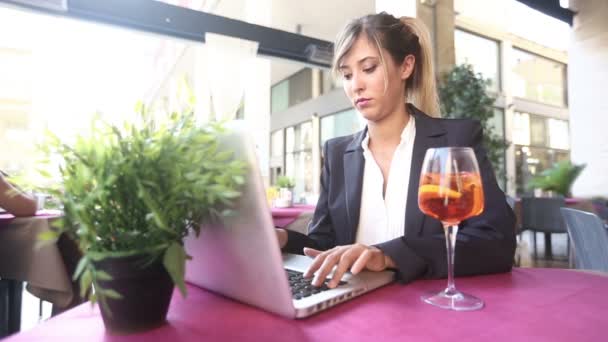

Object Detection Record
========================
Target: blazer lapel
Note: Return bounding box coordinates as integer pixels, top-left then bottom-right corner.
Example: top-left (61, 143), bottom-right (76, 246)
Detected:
top-left (405, 105), bottom-right (447, 237)
top-left (343, 128), bottom-right (366, 242)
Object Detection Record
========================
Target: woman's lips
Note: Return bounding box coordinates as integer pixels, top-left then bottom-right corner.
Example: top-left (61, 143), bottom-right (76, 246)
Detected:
top-left (356, 98), bottom-right (371, 108)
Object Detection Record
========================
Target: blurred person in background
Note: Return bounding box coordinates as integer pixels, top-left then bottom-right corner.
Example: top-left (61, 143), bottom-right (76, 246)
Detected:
top-left (0, 170), bottom-right (37, 216)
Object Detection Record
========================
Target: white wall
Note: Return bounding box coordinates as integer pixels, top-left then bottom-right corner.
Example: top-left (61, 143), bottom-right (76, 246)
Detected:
top-left (569, 0), bottom-right (608, 197)
top-left (375, 0), bottom-right (416, 17)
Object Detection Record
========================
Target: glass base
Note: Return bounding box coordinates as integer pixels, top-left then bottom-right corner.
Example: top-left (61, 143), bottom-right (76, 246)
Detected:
top-left (421, 288), bottom-right (484, 311)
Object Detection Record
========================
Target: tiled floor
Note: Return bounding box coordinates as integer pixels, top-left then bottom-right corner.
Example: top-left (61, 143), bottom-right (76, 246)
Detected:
top-left (13, 230), bottom-right (572, 334)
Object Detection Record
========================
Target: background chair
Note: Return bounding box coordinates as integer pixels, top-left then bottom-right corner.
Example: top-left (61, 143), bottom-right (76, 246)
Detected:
top-left (591, 199), bottom-right (608, 224)
top-left (506, 195), bottom-right (520, 235)
top-left (560, 208), bottom-right (608, 272)
top-left (521, 196), bottom-right (568, 260)
top-left (506, 195), bottom-right (523, 266)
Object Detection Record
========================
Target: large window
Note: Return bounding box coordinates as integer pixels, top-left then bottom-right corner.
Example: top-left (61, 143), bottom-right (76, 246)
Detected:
top-left (513, 111), bottom-right (570, 194)
top-left (488, 108), bottom-right (505, 140)
top-left (321, 69), bottom-right (343, 95)
top-left (488, 108), bottom-right (507, 190)
top-left (0, 5), bottom-right (186, 176)
top-left (511, 49), bottom-right (567, 107)
top-left (269, 129), bottom-right (284, 184)
top-left (320, 109), bottom-right (366, 146)
top-left (454, 29), bottom-right (500, 92)
top-left (271, 68), bottom-right (313, 113)
top-left (270, 80), bottom-right (289, 113)
top-left (515, 146), bottom-right (570, 195)
top-left (284, 121), bottom-right (313, 203)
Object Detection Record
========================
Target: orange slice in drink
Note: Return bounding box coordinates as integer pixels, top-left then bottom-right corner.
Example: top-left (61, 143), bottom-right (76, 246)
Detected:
top-left (419, 184), bottom-right (462, 199)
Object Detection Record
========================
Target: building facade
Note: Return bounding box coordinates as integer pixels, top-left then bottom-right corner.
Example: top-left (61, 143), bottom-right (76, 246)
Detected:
top-left (268, 0), bottom-right (570, 202)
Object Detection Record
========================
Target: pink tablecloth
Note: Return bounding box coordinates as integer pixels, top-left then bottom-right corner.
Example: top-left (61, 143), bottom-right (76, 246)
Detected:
top-left (5, 268), bottom-right (608, 341)
top-left (0, 210), bottom-right (73, 307)
top-left (0, 209), bottom-right (62, 228)
top-left (271, 204), bottom-right (315, 228)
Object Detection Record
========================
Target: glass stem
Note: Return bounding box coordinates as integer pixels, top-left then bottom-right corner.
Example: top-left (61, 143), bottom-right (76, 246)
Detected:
top-left (444, 224), bottom-right (459, 294)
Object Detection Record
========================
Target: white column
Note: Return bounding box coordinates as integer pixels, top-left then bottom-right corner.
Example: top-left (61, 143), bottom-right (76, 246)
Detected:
top-left (244, 0), bottom-right (272, 183)
top-left (311, 69), bottom-right (322, 198)
top-left (502, 40), bottom-right (517, 196)
top-left (569, 0), bottom-right (608, 197)
top-left (375, 0), bottom-right (416, 17)
top-left (311, 115), bottom-right (321, 198)
top-left (193, 45), bottom-right (212, 123)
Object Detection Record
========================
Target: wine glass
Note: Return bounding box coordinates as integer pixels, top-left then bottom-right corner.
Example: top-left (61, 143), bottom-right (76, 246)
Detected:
top-left (418, 147), bottom-right (485, 311)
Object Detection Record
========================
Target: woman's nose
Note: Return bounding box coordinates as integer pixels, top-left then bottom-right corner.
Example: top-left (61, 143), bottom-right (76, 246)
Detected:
top-left (351, 72), bottom-right (365, 93)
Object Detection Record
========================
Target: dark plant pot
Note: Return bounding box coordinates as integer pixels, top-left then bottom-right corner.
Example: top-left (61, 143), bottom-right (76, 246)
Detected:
top-left (93, 253), bottom-right (174, 334)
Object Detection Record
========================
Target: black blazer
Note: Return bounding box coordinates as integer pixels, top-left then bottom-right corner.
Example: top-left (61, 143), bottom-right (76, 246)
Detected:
top-left (284, 104), bottom-right (516, 284)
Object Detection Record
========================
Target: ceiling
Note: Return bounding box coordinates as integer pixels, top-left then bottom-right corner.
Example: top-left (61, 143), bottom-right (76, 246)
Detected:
top-left (210, 0), bottom-right (374, 84)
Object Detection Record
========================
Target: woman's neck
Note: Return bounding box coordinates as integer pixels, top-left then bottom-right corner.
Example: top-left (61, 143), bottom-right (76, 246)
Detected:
top-left (367, 104), bottom-right (410, 149)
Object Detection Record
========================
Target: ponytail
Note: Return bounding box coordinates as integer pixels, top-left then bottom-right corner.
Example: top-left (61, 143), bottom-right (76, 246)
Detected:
top-left (400, 17), bottom-right (440, 118)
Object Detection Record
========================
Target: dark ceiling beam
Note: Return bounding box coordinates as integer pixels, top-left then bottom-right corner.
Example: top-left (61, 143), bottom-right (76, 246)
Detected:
top-left (1, 0), bottom-right (334, 67)
top-left (515, 0), bottom-right (574, 25)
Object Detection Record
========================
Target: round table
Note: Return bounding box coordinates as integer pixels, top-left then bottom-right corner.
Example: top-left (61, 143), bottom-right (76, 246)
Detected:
top-left (4, 267), bottom-right (607, 341)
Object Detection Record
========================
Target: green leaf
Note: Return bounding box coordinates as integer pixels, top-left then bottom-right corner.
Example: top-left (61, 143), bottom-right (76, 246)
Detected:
top-left (102, 289), bottom-right (123, 300)
top-left (163, 242), bottom-right (188, 297)
top-left (95, 270), bottom-right (113, 281)
top-left (36, 168), bottom-right (52, 179)
top-left (79, 269), bottom-right (93, 298)
top-left (73, 256), bottom-right (89, 281)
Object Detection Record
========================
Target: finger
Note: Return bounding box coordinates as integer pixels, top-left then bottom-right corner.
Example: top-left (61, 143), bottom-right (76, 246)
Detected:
top-left (350, 249), bottom-right (373, 274)
top-left (312, 251), bottom-right (341, 287)
top-left (367, 249), bottom-right (388, 271)
top-left (303, 247), bottom-right (321, 258)
top-left (303, 250), bottom-right (328, 278)
top-left (328, 250), bottom-right (357, 288)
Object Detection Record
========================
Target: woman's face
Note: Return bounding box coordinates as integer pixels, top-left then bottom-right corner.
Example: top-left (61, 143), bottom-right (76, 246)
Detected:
top-left (338, 35), bottom-right (413, 123)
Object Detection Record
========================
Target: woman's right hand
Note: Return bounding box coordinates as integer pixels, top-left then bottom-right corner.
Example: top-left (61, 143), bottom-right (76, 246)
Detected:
top-left (275, 228), bottom-right (288, 248)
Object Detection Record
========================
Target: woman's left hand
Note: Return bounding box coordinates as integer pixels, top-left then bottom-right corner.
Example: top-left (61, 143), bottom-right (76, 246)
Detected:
top-left (303, 244), bottom-right (396, 288)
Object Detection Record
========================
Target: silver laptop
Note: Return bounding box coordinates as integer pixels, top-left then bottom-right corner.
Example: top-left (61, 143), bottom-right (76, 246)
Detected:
top-left (184, 121), bottom-right (394, 319)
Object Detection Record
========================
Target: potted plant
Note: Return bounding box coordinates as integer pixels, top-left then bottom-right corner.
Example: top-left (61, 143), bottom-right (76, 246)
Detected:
top-left (38, 104), bottom-right (245, 333)
top-left (528, 160), bottom-right (586, 197)
top-left (275, 176), bottom-right (295, 208)
top-left (439, 64), bottom-right (510, 181)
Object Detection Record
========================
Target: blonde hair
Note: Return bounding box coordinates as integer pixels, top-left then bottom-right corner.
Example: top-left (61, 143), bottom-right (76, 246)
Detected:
top-left (332, 13), bottom-right (440, 117)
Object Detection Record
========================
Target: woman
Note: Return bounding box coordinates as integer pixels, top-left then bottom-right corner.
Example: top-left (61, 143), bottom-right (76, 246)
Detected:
top-left (277, 13), bottom-right (515, 288)
top-left (0, 171), bottom-right (37, 217)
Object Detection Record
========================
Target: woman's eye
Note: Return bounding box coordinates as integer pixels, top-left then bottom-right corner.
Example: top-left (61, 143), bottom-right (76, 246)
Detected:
top-left (363, 65), bottom-right (377, 73)
top-left (342, 74), bottom-right (352, 80)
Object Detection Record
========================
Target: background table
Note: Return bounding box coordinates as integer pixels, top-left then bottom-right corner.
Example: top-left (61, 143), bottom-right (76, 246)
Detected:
top-left (0, 211), bottom-right (76, 335)
top-left (5, 268), bottom-right (607, 341)
top-left (0, 211), bottom-right (73, 306)
top-left (271, 204), bottom-right (315, 234)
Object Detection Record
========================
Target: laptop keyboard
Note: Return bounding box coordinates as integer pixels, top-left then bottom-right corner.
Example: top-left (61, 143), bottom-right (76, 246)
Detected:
top-left (286, 269), bottom-right (347, 300)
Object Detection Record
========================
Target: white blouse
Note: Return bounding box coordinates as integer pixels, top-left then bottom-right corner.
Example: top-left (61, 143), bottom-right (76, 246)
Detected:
top-left (355, 116), bottom-right (416, 245)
